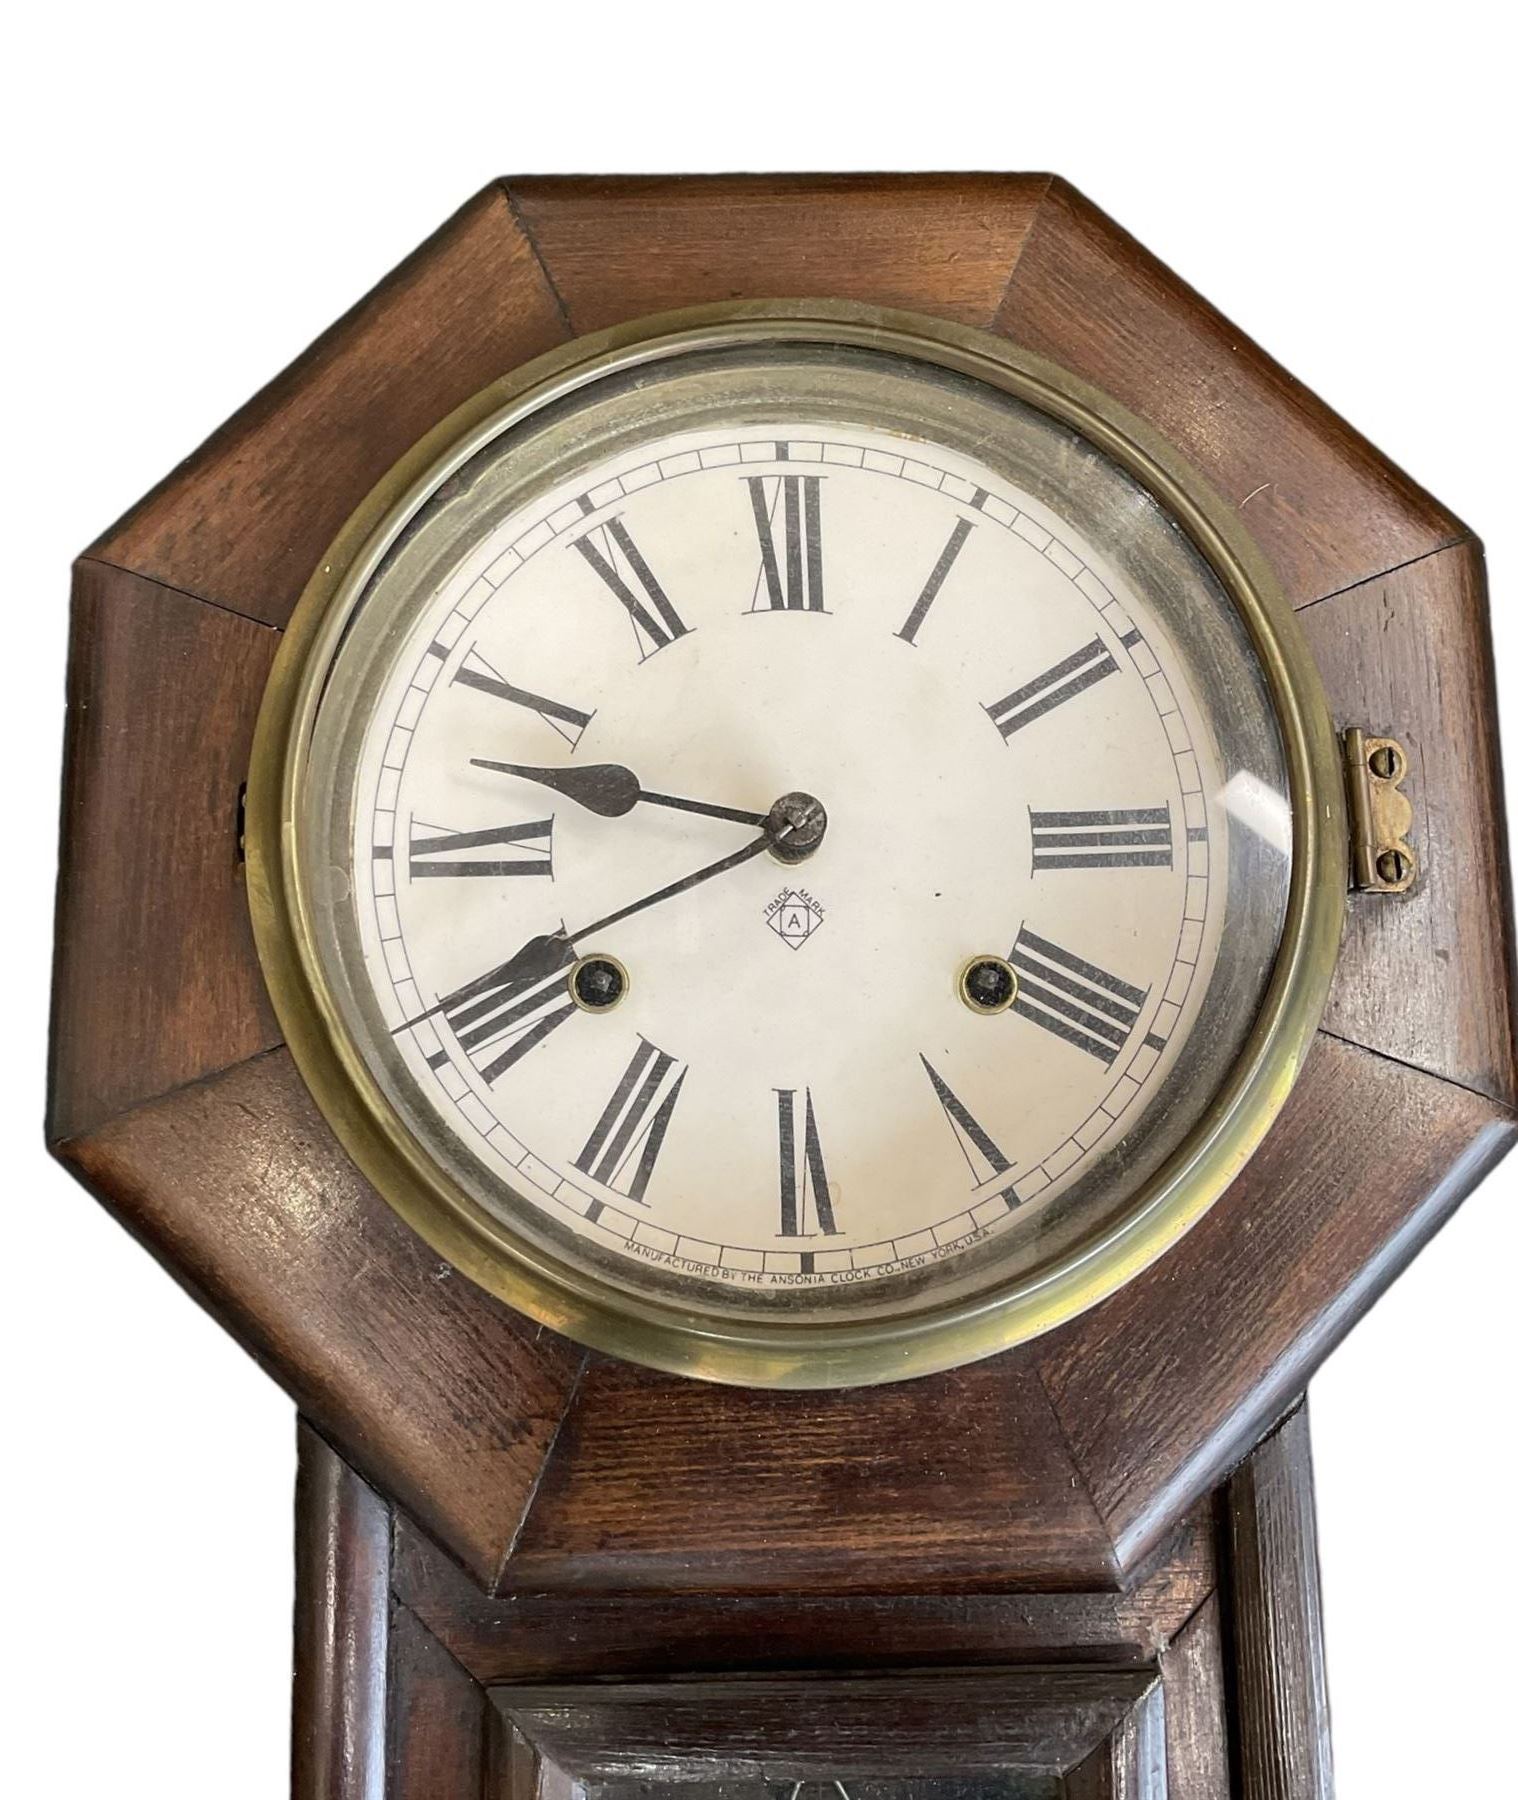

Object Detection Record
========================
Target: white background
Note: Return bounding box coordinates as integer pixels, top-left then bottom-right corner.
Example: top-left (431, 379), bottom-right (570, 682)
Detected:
top-left (4, 6), bottom-right (1512, 1793)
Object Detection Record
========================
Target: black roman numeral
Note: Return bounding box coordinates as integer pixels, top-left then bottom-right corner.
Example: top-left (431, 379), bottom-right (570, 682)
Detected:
top-left (573, 519), bottom-right (690, 656)
top-left (775, 1088), bottom-right (837, 1237)
top-left (896, 517), bottom-right (974, 645)
top-left (1029, 805), bottom-right (1173, 871)
top-left (920, 1057), bottom-right (1017, 1201)
top-left (441, 964), bottom-right (576, 1085)
top-left (1008, 927), bottom-right (1148, 1066)
top-left (573, 1038), bottom-right (687, 1204)
top-left (408, 818), bottom-right (553, 879)
top-left (449, 646), bottom-right (594, 749)
top-left (745, 472), bottom-right (825, 612)
top-left (984, 638), bottom-right (1118, 739)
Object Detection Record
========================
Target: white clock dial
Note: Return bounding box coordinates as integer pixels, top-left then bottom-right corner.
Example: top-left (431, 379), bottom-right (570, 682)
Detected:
top-left (296, 343), bottom-right (1292, 1332)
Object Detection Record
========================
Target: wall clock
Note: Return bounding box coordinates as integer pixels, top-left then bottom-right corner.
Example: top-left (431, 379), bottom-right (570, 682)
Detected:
top-left (50, 175), bottom-right (1514, 1797)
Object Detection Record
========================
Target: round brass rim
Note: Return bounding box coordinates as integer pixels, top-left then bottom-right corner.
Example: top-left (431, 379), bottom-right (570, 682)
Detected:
top-left (246, 299), bottom-right (1346, 1390)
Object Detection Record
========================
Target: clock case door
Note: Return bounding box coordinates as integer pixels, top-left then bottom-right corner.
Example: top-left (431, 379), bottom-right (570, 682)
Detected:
top-left (49, 176), bottom-right (1516, 1798)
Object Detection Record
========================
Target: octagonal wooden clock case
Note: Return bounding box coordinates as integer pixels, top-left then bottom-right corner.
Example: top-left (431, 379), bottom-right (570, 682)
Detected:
top-left (49, 175), bottom-right (1514, 1798)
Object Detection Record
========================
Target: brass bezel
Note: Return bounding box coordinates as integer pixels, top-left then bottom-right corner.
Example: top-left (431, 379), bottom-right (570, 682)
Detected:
top-left (246, 301), bottom-right (1346, 1390)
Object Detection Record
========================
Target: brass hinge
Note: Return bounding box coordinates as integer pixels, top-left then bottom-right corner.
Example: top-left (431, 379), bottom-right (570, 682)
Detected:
top-left (1342, 728), bottom-right (1416, 893)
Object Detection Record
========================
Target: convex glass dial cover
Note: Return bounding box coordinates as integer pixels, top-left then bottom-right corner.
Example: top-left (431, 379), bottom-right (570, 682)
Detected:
top-left (249, 309), bottom-right (1343, 1385)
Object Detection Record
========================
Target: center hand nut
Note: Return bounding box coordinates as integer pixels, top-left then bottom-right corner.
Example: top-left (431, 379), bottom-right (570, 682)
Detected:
top-left (765, 791), bottom-right (827, 865)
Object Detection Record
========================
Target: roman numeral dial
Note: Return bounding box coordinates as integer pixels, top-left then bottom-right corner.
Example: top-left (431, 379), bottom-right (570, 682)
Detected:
top-left (407, 818), bottom-right (554, 879)
top-left (745, 470), bottom-right (825, 611)
top-left (449, 646), bottom-right (593, 749)
top-left (574, 518), bottom-right (690, 655)
top-left (775, 1088), bottom-right (837, 1238)
top-left (920, 1057), bottom-right (1018, 1203)
top-left (1030, 805), bottom-right (1173, 871)
top-left (1009, 927), bottom-right (1148, 1066)
top-left (985, 638), bottom-right (1118, 739)
top-left (574, 1038), bottom-right (688, 1204)
top-left (350, 411), bottom-right (1229, 1309)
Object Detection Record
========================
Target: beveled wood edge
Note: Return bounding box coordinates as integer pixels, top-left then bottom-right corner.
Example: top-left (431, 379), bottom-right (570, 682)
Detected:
top-left (1294, 534), bottom-right (1476, 617)
top-left (493, 1344), bottom-right (1121, 1598)
top-left (84, 182), bottom-right (511, 605)
top-left (393, 1500), bottom-right (1215, 1682)
top-left (489, 1350), bottom-right (590, 1594)
top-left (46, 558), bottom-right (285, 1143)
top-left (293, 1420), bottom-right (390, 1800)
top-left (1224, 1402), bottom-right (1333, 1800)
top-left (488, 1667), bottom-right (1161, 1784)
top-left (1309, 535), bottom-right (1518, 1110)
top-left (995, 176), bottom-right (1470, 590)
top-left (1065, 1679), bottom-right (1168, 1799)
top-left (293, 1414), bottom-right (1334, 1792)
top-left (1132, 1049), bottom-right (1509, 1577)
top-left (500, 169), bottom-right (1057, 335)
top-left (50, 1045), bottom-right (586, 1590)
top-left (49, 1026), bottom-right (1517, 1609)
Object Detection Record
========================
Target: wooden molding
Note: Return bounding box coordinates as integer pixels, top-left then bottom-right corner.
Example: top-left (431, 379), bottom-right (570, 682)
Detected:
top-left (90, 184), bottom-right (571, 629)
top-left (295, 1411), bottom-right (1327, 1797)
top-left (1226, 1405), bottom-right (1333, 1800)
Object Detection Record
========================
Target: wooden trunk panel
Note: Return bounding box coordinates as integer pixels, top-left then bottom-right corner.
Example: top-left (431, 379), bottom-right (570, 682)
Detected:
top-left (49, 560), bottom-right (281, 1139)
top-left (1305, 541), bottom-right (1518, 1107)
top-left (509, 173), bottom-right (1051, 333)
top-left (993, 178), bottom-right (1465, 609)
top-left (1227, 1405), bottom-right (1332, 1800)
top-left (57, 1050), bottom-right (584, 1586)
top-left (388, 1605), bottom-right (490, 1800)
top-left (92, 185), bottom-right (571, 628)
top-left (294, 1419), bottom-right (1328, 1797)
top-left (1158, 1592), bottom-right (1231, 1800)
top-left (292, 1420), bottom-right (389, 1800)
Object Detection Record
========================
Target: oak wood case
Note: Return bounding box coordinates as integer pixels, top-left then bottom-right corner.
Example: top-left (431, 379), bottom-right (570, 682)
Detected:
top-left (48, 174), bottom-right (1514, 1792)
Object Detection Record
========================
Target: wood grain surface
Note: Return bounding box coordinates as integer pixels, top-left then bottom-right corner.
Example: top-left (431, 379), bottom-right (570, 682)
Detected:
top-left (1036, 1031), bottom-right (1513, 1571)
top-left (48, 559), bottom-right (280, 1139)
top-left (292, 1420), bottom-right (388, 1800)
top-left (57, 1051), bottom-right (585, 1586)
top-left (993, 179), bottom-right (1467, 610)
top-left (501, 1351), bottom-right (1116, 1593)
top-left (1305, 540), bottom-right (1518, 1106)
top-left (91, 184), bottom-right (571, 628)
top-left (490, 1670), bottom-right (1159, 1781)
top-left (295, 1421), bottom-right (1328, 1796)
top-left (394, 1499), bottom-right (1214, 1682)
top-left (1227, 1405), bottom-right (1333, 1800)
top-left (508, 172), bottom-right (1051, 333)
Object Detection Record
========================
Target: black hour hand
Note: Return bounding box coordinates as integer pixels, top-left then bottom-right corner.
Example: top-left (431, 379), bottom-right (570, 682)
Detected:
top-left (472, 759), bottom-right (766, 828)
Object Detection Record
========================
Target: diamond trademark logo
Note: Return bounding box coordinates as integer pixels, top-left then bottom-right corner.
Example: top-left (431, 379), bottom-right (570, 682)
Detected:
top-left (765, 887), bottom-right (825, 950)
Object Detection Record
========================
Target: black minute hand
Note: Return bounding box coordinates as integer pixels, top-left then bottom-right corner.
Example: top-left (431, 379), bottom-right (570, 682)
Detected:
top-left (394, 830), bottom-right (776, 1037)
top-left (471, 759), bottom-right (767, 828)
